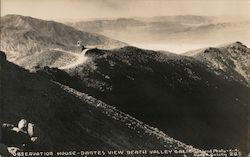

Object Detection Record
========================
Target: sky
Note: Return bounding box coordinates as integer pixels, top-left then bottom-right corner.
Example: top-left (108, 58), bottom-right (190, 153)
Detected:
top-left (1, 0), bottom-right (250, 21)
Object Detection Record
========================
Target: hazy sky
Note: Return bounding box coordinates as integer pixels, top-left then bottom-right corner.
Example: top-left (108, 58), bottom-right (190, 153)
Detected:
top-left (1, 0), bottom-right (250, 21)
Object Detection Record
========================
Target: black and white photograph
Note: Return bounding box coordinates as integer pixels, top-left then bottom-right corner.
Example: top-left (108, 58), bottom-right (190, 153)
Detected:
top-left (0, 0), bottom-right (249, 156)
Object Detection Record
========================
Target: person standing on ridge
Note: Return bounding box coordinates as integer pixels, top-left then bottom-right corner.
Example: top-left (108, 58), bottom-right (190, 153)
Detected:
top-left (77, 40), bottom-right (86, 52)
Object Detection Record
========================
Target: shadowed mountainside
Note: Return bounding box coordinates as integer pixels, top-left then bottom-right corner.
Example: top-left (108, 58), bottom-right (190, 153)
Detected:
top-left (36, 44), bottom-right (250, 154)
top-left (0, 51), bottom-right (210, 157)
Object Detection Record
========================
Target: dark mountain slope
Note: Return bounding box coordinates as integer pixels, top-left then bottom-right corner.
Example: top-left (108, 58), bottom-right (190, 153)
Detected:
top-left (37, 45), bottom-right (250, 154)
top-left (0, 51), bottom-right (208, 157)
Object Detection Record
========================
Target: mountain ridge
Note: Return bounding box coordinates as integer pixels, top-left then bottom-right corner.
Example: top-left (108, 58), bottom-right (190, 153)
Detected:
top-left (0, 14), bottom-right (127, 68)
top-left (184, 42), bottom-right (250, 85)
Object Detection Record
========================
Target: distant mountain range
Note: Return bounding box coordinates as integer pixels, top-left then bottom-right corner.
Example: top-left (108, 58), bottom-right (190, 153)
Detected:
top-left (68, 15), bottom-right (213, 34)
top-left (68, 15), bottom-right (250, 52)
top-left (0, 15), bottom-right (127, 68)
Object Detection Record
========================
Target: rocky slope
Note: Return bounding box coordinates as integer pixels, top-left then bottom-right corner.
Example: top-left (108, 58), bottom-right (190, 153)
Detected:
top-left (0, 51), bottom-right (210, 157)
top-left (15, 49), bottom-right (77, 69)
top-left (35, 44), bottom-right (250, 155)
top-left (0, 15), bottom-right (127, 68)
top-left (184, 42), bottom-right (250, 85)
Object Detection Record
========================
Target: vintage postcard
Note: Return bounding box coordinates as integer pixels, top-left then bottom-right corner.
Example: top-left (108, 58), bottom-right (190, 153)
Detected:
top-left (0, 0), bottom-right (249, 157)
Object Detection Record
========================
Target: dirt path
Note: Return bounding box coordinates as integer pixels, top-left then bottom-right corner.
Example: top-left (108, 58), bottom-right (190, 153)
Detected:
top-left (52, 48), bottom-right (89, 69)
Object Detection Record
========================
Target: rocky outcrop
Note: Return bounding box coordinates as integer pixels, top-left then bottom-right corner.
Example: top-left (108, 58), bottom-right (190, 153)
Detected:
top-left (185, 42), bottom-right (250, 85)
